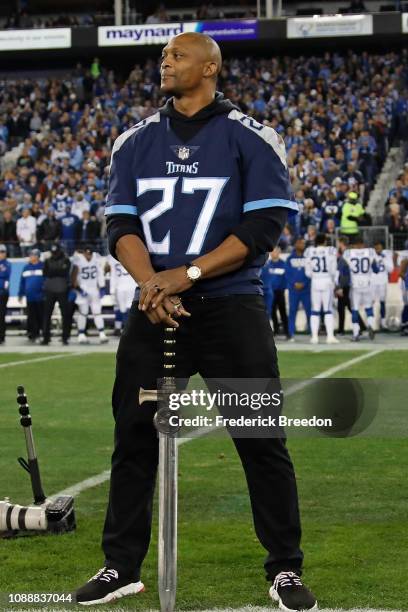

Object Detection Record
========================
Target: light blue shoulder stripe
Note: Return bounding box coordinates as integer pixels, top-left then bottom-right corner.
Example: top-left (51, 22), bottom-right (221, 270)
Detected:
top-left (243, 198), bottom-right (299, 213)
top-left (104, 205), bottom-right (138, 216)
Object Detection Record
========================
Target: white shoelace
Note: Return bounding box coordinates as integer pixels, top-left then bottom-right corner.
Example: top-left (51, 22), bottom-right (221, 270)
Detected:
top-left (90, 567), bottom-right (119, 583)
top-left (273, 571), bottom-right (303, 590)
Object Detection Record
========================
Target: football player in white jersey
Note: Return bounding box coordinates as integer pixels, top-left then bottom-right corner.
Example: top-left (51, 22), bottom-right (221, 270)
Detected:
top-left (343, 236), bottom-right (377, 341)
top-left (305, 234), bottom-right (339, 344)
top-left (108, 255), bottom-right (137, 335)
top-left (71, 245), bottom-right (108, 344)
top-left (372, 241), bottom-right (394, 329)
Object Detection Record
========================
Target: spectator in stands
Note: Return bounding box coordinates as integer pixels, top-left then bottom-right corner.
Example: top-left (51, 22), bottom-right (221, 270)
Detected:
top-left (279, 224), bottom-right (294, 253)
top-left (60, 206), bottom-right (79, 255)
top-left (37, 208), bottom-right (61, 251)
top-left (76, 210), bottom-right (101, 250)
top-left (42, 244), bottom-right (71, 345)
top-left (0, 244), bottom-right (11, 344)
top-left (16, 206), bottom-right (37, 256)
top-left (385, 199), bottom-right (406, 235)
top-left (325, 218), bottom-right (337, 243)
top-left (304, 225), bottom-right (318, 246)
top-left (90, 58), bottom-right (101, 80)
top-left (71, 191), bottom-right (90, 219)
top-left (0, 49), bottom-right (406, 262)
top-left (300, 199), bottom-right (321, 234)
top-left (340, 191), bottom-right (365, 239)
top-left (18, 248), bottom-right (44, 343)
top-left (0, 210), bottom-right (18, 256)
top-left (320, 190), bottom-right (343, 230)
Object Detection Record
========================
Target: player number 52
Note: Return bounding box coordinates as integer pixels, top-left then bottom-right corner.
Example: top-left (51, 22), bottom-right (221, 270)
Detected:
top-left (136, 177), bottom-right (229, 255)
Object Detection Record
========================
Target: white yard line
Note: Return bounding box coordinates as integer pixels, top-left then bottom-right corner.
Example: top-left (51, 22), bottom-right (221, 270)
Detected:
top-left (51, 349), bottom-right (383, 500)
top-left (0, 352), bottom-right (84, 369)
top-left (285, 349), bottom-right (383, 396)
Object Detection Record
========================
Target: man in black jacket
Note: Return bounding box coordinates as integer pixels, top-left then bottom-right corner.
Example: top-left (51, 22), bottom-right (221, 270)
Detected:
top-left (41, 244), bottom-right (71, 345)
top-left (37, 208), bottom-right (61, 251)
top-left (0, 210), bottom-right (18, 256)
top-left (74, 32), bottom-right (317, 612)
top-left (75, 210), bottom-right (101, 251)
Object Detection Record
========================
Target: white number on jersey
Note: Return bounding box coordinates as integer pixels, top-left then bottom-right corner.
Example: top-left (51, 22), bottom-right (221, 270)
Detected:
top-left (344, 248), bottom-right (375, 288)
top-left (305, 246), bottom-right (337, 281)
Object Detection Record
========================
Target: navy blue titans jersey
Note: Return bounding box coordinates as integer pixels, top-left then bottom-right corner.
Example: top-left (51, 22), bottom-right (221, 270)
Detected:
top-left (105, 103), bottom-right (298, 296)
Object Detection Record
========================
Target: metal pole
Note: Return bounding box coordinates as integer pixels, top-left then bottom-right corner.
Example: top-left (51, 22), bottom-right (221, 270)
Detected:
top-left (266, 0), bottom-right (273, 18)
top-left (114, 0), bottom-right (122, 26)
top-left (257, 0), bottom-right (261, 19)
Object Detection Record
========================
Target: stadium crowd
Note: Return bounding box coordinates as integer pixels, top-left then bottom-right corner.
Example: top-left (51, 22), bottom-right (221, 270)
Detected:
top-left (0, 49), bottom-right (408, 342)
top-left (1, 49), bottom-right (407, 259)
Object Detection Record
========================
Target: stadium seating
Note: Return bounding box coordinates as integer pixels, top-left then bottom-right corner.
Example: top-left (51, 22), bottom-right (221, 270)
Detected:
top-left (0, 49), bottom-right (407, 260)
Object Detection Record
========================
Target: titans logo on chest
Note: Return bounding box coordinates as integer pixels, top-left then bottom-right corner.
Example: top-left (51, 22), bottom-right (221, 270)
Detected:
top-left (166, 144), bottom-right (200, 174)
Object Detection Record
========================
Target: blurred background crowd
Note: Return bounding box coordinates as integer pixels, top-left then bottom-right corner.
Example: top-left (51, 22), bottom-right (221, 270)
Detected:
top-left (0, 49), bottom-right (407, 258)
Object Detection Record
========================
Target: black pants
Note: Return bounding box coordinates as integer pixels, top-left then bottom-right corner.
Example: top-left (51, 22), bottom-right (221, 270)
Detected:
top-left (27, 301), bottom-right (43, 340)
top-left (337, 287), bottom-right (366, 333)
top-left (0, 292), bottom-right (8, 342)
top-left (102, 296), bottom-right (303, 582)
top-left (42, 291), bottom-right (70, 342)
top-left (271, 289), bottom-right (289, 336)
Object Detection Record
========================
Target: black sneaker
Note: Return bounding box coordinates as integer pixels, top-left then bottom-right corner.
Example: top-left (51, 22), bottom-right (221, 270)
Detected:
top-left (74, 567), bottom-right (144, 606)
top-left (269, 571), bottom-right (317, 611)
top-left (368, 327), bottom-right (375, 341)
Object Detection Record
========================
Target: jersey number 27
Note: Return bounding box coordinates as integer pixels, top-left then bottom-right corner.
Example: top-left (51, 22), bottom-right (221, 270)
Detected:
top-left (136, 177), bottom-right (228, 255)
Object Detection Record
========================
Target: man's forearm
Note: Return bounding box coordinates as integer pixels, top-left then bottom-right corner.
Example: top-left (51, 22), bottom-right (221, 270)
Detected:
top-left (192, 235), bottom-right (249, 279)
top-left (115, 234), bottom-right (155, 285)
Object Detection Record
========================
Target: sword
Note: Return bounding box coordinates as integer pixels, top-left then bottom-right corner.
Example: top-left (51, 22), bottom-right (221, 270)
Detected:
top-left (139, 327), bottom-right (179, 612)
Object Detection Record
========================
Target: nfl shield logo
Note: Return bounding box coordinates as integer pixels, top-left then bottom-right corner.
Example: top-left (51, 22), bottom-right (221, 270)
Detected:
top-left (177, 146), bottom-right (190, 160)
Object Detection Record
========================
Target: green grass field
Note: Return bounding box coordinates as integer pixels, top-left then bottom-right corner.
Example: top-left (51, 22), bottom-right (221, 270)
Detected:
top-left (0, 350), bottom-right (407, 611)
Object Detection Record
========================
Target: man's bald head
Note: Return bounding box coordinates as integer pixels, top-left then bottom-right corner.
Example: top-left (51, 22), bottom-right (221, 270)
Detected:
top-left (170, 32), bottom-right (222, 78)
top-left (160, 32), bottom-right (222, 98)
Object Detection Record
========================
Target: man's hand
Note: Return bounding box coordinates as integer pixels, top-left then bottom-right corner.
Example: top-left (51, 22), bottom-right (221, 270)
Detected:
top-left (335, 288), bottom-right (343, 298)
top-left (139, 267), bottom-right (193, 312)
top-left (294, 282), bottom-right (304, 291)
top-left (143, 295), bottom-right (191, 328)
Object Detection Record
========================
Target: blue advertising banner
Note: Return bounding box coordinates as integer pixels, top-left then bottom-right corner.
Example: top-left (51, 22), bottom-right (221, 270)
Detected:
top-left (98, 20), bottom-right (258, 46)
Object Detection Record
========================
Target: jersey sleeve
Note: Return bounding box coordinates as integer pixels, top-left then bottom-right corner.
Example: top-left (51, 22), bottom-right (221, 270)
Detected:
top-left (105, 131), bottom-right (138, 217)
top-left (231, 112), bottom-right (298, 217)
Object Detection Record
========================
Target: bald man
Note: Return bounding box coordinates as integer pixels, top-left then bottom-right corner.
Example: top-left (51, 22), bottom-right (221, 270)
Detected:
top-left (74, 33), bottom-right (317, 611)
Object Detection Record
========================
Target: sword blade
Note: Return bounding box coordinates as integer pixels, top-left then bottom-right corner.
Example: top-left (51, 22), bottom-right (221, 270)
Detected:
top-left (158, 431), bottom-right (178, 612)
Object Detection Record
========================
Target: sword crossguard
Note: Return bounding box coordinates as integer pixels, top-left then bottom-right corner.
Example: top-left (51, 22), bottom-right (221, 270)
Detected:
top-left (139, 388), bottom-right (159, 404)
